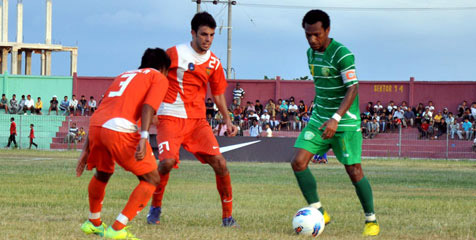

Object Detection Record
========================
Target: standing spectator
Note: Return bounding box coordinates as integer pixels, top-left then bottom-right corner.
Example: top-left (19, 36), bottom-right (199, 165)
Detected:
top-left (60, 96), bottom-right (70, 115)
top-left (373, 100), bottom-right (383, 114)
top-left (69, 95), bottom-right (79, 116)
top-left (28, 124), bottom-right (38, 149)
top-left (426, 101), bottom-right (435, 112)
top-left (77, 127), bottom-right (86, 142)
top-left (427, 120), bottom-right (435, 139)
top-left (457, 100), bottom-right (468, 118)
top-left (288, 100), bottom-right (299, 117)
top-left (18, 95), bottom-right (27, 114)
top-left (24, 95), bottom-right (35, 115)
top-left (279, 112), bottom-right (290, 131)
top-left (434, 119), bottom-right (447, 139)
top-left (418, 120), bottom-right (430, 139)
top-left (205, 98), bottom-right (215, 117)
top-left (6, 117), bottom-right (18, 148)
top-left (88, 96), bottom-right (97, 115)
top-left (232, 83), bottom-right (245, 106)
top-left (462, 119), bottom-right (473, 140)
top-left (265, 99), bottom-right (276, 117)
top-left (35, 97), bottom-right (43, 115)
top-left (48, 95), bottom-right (59, 115)
top-left (414, 109), bottom-right (423, 127)
top-left (254, 100), bottom-right (263, 116)
top-left (9, 94), bottom-right (19, 114)
top-left (0, 94), bottom-right (8, 113)
top-left (78, 95), bottom-right (88, 116)
top-left (264, 123), bottom-right (273, 137)
top-left (249, 120), bottom-right (262, 137)
top-left (450, 119), bottom-right (463, 140)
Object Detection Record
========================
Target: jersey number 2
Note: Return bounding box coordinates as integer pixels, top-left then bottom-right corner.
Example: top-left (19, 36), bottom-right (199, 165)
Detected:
top-left (108, 73), bottom-right (137, 97)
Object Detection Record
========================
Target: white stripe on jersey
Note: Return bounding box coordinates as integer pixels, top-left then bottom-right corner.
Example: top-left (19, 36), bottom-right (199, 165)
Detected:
top-left (337, 53), bottom-right (354, 64)
top-left (102, 118), bottom-right (138, 133)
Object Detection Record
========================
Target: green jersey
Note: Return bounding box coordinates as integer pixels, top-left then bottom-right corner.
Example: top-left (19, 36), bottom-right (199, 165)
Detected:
top-left (307, 39), bottom-right (361, 132)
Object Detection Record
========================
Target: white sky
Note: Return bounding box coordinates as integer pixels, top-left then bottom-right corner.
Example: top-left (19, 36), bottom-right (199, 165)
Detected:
top-left (10, 0), bottom-right (476, 81)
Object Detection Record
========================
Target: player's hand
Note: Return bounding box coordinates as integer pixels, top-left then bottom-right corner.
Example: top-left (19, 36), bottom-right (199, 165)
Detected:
top-left (76, 148), bottom-right (89, 177)
top-left (152, 115), bottom-right (158, 125)
top-left (135, 138), bottom-right (147, 160)
top-left (319, 118), bottom-right (338, 139)
top-left (225, 121), bottom-right (238, 137)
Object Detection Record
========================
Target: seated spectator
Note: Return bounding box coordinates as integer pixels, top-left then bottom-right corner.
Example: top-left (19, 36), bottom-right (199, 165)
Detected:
top-left (297, 100), bottom-right (307, 117)
top-left (248, 110), bottom-right (260, 123)
top-left (442, 107), bottom-right (450, 119)
top-left (232, 105), bottom-right (242, 125)
top-left (59, 96), bottom-right (70, 115)
top-left (473, 138), bottom-right (476, 152)
top-left (426, 100), bottom-right (435, 112)
top-left (379, 112), bottom-right (387, 133)
top-left (213, 121), bottom-right (228, 136)
top-left (369, 118), bottom-right (379, 139)
top-left (275, 99), bottom-right (283, 118)
top-left (393, 106), bottom-right (405, 127)
top-left (48, 95), bottom-right (59, 115)
top-left (34, 97), bottom-right (43, 115)
top-left (214, 111), bottom-right (223, 125)
top-left (265, 99), bottom-right (276, 118)
top-left (229, 98), bottom-right (240, 112)
top-left (205, 98), bottom-right (215, 117)
top-left (386, 100), bottom-right (396, 113)
top-left (427, 120), bottom-right (435, 139)
top-left (77, 127), bottom-right (86, 142)
top-left (471, 102), bottom-right (476, 120)
top-left (418, 120), bottom-right (430, 139)
top-left (88, 96), bottom-right (97, 115)
top-left (415, 109), bottom-right (423, 127)
top-left (445, 112), bottom-right (455, 125)
top-left (462, 119), bottom-right (473, 140)
top-left (416, 102), bottom-right (425, 114)
top-left (269, 116), bottom-right (279, 131)
top-left (18, 95), bottom-right (27, 113)
top-left (288, 100), bottom-right (299, 117)
top-left (403, 108), bottom-right (415, 127)
top-left (279, 100), bottom-right (289, 114)
top-left (292, 115), bottom-right (301, 131)
top-left (0, 94), bottom-right (8, 113)
top-left (361, 118), bottom-right (370, 138)
top-left (244, 101), bottom-right (255, 116)
top-left (457, 100), bottom-right (468, 118)
top-left (365, 102), bottom-right (374, 116)
top-left (255, 100), bottom-right (263, 116)
top-left (462, 108), bottom-right (475, 122)
top-left (65, 122), bottom-right (79, 143)
top-left (9, 94), bottom-right (19, 114)
top-left (78, 95), bottom-right (88, 116)
top-left (434, 118), bottom-right (447, 139)
top-left (301, 112), bottom-right (310, 128)
top-left (279, 112), bottom-right (290, 131)
top-left (249, 120), bottom-right (262, 137)
top-left (23, 95), bottom-right (35, 114)
top-left (264, 123), bottom-right (273, 137)
top-left (450, 119), bottom-right (463, 140)
top-left (373, 100), bottom-right (383, 115)
top-left (261, 109), bottom-right (271, 126)
top-left (69, 95), bottom-right (79, 116)
top-left (422, 107), bottom-right (432, 121)
top-left (307, 100), bottom-right (314, 115)
top-left (433, 111), bottom-right (443, 125)
top-left (400, 101), bottom-right (409, 111)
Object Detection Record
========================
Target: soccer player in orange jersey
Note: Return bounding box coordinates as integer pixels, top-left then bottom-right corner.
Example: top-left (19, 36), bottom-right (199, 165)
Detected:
top-left (76, 48), bottom-right (170, 239)
top-left (147, 12), bottom-right (239, 227)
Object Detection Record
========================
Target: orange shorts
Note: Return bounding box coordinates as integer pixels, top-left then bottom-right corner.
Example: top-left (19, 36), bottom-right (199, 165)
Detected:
top-left (155, 116), bottom-right (220, 166)
top-left (86, 126), bottom-right (157, 176)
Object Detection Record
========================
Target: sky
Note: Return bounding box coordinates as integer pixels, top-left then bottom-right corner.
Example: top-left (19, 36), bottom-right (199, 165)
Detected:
top-left (8, 0), bottom-right (476, 81)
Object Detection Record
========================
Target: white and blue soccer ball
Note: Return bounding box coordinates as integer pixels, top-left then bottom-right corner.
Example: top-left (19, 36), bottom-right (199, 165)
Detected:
top-left (292, 207), bottom-right (325, 237)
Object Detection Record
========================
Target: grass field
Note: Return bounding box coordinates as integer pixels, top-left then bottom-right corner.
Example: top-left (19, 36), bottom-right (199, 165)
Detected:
top-left (0, 150), bottom-right (475, 240)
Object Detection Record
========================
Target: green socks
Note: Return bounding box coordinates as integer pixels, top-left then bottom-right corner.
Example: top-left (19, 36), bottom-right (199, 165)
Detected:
top-left (353, 176), bottom-right (376, 221)
top-left (294, 168), bottom-right (319, 205)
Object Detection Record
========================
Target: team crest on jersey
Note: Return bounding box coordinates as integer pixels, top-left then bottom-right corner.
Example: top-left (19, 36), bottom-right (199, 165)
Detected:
top-left (206, 67), bottom-right (212, 76)
top-left (188, 62), bottom-right (195, 71)
top-left (321, 67), bottom-right (330, 76)
top-left (304, 131), bottom-right (315, 140)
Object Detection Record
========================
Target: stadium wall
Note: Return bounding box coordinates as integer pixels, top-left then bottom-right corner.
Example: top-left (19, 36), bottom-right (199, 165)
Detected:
top-left (0, 73), bottom-right (72, 108)
top-left (73, 74), bottom-right (475, 112)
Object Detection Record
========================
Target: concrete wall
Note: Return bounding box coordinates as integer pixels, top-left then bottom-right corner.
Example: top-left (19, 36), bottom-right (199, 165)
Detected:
top-left (0, 73), bottom-right (73, 110)
top-left (73, 73), bottom-right (114, 101)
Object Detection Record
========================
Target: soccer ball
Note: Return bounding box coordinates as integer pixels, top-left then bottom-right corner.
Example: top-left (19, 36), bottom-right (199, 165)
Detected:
top-left (292, 207), bottom-right (325, 237)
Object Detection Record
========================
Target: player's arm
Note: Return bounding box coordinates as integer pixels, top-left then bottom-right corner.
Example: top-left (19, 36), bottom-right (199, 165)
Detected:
top-left (212, 94), bottom-right (237, 137)
top-left (135, 104), bottom-right (155, 160)
top-left (76, 134), bottom-right (89, 177)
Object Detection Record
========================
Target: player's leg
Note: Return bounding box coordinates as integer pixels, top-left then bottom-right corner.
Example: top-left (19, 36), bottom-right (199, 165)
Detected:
top-left (291, 125), bottom-right (331, 224)
top-left (147, 158), bottom-right (174, 224)
top-left (332, 131), bottom-right (379, 236)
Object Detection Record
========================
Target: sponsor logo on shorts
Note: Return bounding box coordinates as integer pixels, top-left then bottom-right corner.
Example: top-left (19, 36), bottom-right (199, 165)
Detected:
top-left (212, 146), bottom-right (219, 149)
top-left (223, 198), bottom-right (233, 203)
top-left (304, 131), bottom-right (315, 140)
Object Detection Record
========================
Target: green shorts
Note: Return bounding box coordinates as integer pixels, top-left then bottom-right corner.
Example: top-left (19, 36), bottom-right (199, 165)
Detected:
top-left (294, 123), bottom-right (362, 165)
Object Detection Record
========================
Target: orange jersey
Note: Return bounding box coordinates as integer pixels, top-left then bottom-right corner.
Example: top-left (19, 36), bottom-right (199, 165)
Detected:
top-left (157, 44), bottom-right (228, 119)
top-left (90, 68), bottom-right (168, 132)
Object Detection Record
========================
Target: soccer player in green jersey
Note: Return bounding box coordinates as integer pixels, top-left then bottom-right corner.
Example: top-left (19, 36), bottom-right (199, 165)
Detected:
top-left (291, 9), bottom-right (380, 236)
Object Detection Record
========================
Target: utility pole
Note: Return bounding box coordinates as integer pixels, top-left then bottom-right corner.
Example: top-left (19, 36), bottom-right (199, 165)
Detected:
top-left (191, 0), bottom-right (236, 79)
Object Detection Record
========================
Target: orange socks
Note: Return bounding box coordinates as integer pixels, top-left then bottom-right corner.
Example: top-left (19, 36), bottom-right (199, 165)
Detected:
top-left (216, 174), bottom-right (233, 219)
top-left (112, 180), bottom-right (155, 231)
top-left (88, 175), bottom-right (107, 226)
top-left (151, 172), bottom-right (170, 208)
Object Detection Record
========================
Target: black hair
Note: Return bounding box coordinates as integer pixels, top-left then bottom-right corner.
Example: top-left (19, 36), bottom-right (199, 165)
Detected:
top-left (302, 9), bottom-right (330, 29)
top-left (31, 123), bottom-right (34, 127)
top-left (139, 48), bottom-right (171, 71)
top-left (191, 11), bottom-right (216, 32)
top-left (11, 117), bottom-right (14, 121)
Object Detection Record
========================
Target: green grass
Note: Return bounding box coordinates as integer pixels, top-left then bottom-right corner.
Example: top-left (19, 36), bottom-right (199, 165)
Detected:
top-left (0, 150), bottom-right (475, 240)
